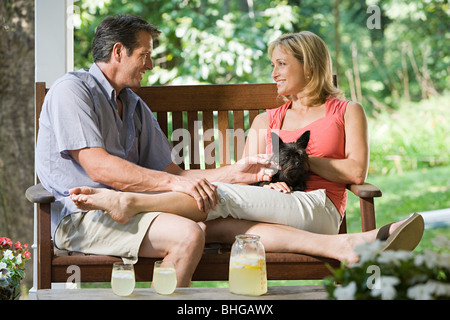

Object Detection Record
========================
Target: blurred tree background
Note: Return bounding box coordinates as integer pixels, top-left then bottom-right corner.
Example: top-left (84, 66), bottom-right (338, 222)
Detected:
top-left (73, 0), bottom-right (449, 175)
top-left (74, 0), bottom-right (449, 103)
top-left (0, 0), bottom-right (35, 294)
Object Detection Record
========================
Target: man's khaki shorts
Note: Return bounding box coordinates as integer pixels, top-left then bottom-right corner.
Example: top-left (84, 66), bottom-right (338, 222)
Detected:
top-left (54, 210), bottom-right (160, 264)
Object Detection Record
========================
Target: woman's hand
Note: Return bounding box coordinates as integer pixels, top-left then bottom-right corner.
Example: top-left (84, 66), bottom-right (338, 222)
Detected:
top-left (232, 154), bottom-right (276, 184)
top-left (263, 181), bottom-right (292, 193)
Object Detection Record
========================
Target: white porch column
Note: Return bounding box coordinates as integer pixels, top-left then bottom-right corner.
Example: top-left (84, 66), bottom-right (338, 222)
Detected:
top-left (31, 0), bottom-right (74, 296)
top-left (35, 0), bottom-right (74, 86)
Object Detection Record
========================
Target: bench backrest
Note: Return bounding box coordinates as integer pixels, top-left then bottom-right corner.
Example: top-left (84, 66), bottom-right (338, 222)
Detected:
top-left (136, 83), bottom-right (280, 169)
top-left (36, 76), bottom-right (336, 170)
top-left (35, 82), bottom-right (281, 169)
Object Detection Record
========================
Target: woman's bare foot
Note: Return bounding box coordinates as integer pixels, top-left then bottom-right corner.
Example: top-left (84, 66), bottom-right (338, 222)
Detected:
top-left (335, 218), bottom-right (410, 265)
top-left (69, 187), bottom-right (137, 224)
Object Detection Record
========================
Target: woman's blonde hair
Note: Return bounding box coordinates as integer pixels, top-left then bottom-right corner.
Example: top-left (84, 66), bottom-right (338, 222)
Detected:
top-left (268, 31), bottom-right (343, 107)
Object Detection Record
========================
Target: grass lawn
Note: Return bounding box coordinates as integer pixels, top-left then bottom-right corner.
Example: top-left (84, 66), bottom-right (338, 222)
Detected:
top-left (347, 165), bottom-right (450, 252)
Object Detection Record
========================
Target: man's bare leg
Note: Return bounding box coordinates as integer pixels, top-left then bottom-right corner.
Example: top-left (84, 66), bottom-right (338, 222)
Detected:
top-left (138, 213), bottom-right (205, 287)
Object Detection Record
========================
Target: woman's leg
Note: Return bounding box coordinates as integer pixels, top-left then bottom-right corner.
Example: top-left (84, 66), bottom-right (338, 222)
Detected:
top-left (207, 183), bottom-right (340, 234)
top-left (200, 217), bottom-right (408, 264)
top-left (69, 186), bottom-right (206, 224)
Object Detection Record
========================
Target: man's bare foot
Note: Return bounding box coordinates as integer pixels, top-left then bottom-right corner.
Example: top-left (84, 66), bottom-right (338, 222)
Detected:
top-left (69, 187), bottom-right (136, 224)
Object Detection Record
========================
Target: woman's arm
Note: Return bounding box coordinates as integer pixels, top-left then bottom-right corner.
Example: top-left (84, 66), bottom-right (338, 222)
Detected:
top-left (309, 101), bottom-right (369, 185)
top-left (242, 112), bottom-right (269, 158)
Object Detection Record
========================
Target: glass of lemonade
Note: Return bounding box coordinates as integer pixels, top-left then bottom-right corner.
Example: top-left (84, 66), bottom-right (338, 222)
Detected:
top-left (153, 260), bottom-right (177, 295)
top-left (111, 262), bottom-right (135, 296)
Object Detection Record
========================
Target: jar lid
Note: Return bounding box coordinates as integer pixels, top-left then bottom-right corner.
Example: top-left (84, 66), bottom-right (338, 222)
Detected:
top-left (235, 234), bottom-right (260, 241)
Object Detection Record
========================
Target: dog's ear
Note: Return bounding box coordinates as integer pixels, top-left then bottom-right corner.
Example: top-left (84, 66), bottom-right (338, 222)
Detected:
top-left (270, 132), bottom-right (283, 154)
top-left (296, 130), bottom-right (310, 149)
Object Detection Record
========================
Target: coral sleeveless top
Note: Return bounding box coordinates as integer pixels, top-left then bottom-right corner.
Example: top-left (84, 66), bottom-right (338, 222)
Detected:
top-left (266, 97), bottom-right (349, 216)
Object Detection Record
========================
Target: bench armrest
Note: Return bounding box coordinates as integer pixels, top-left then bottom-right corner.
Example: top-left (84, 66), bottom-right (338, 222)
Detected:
top-left (346, 182), bottom-right (381, 231)
top-left (25, 184), bottom-right (55, 204)
top-left (347, 182), bottom-right (382, 198)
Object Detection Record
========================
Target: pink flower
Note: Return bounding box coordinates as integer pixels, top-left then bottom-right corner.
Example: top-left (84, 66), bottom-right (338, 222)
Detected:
top-left (14, 241), bottom-right (22, 250)
top-left (22, 250), bottom-right (31, 259)
top-left (0, 237), bottom-right (12, 247)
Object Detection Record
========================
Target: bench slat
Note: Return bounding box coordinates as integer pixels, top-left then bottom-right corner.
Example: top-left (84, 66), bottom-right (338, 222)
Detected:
top-left (156, 111), bottom-right (168, 137)
top-left (203, 111), bottom-right (216, 169)
top-left (217, 110), bottom-right (231, 166)
top-left (135, 83), bottom-right (279, 112)
top-left (232, 110), bottom-right (245, 161)
top-left (187, 111), bottom-right (200, 169)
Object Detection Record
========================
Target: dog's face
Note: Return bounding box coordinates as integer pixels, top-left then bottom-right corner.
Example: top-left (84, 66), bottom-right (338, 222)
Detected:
top-left (271, 131), bottom-right (310, 190)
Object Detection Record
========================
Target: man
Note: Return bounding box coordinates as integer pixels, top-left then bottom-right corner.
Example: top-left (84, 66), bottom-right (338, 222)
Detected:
top-left (36, 14), bottom-right (271, 287)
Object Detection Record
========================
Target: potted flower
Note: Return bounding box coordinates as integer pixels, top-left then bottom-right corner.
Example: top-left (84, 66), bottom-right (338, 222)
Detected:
top-left (1, 237), bottom-right (31, 300)
top-left (324, 235), bottom-right (450, 300)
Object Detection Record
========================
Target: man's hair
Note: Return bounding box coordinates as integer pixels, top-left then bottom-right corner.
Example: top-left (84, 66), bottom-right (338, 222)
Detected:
top-left (92, 14), bottom-right (161, 63)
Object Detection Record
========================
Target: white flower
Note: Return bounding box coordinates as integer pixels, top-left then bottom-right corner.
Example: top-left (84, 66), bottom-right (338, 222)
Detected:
top-left (377, 250), bottom-right (413, 266)
top-left (414, 253), bottom-right (426, 267)
top-left (3, 249), bottom-right (14, 260)
top-left (354, 240), bottom-right (384, 264)
top-left (0, 262), bottom-right (10, 280)
top-left (16, 254), bottom-right (22, 264)
top-left (370, 276), bottom-right (400, 300)
top-left (334, 281), bottom-right (357, 300)
top-left (416, 249), bottom-right (450, 270)
top-left (432, 282), bottom-right (450, 298)
top-left (406, 280), bottom-right (450, 300)
top-left (407, 283), bottom-right (433, 300)
top-left (431, 234), bottom-right (450, 250)
top-left (435, 253), bottom-right (450, 270)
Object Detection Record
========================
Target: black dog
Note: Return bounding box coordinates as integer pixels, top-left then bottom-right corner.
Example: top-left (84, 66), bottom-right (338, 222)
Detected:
top-left (255, 131), bottom-right (310, 191)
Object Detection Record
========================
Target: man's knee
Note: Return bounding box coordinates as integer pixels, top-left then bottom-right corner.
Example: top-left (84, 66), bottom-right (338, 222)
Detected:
top-left (176, 221), bottom-right (205, 253)
top-left (140, 214), bottom-right (205, 258)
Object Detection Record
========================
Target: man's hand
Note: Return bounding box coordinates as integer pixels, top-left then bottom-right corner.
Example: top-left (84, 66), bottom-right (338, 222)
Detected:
top-left (163, 156), bottom-right (278, 214)
top-left (170, 176), bottom-right (218, 214)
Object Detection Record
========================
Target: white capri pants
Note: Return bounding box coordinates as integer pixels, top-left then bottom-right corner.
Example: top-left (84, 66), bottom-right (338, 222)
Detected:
top-left (206, 182), bottom-right (342, 235)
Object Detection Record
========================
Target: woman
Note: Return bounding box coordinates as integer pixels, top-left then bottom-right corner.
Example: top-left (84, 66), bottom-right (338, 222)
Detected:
top-left (70, 31), bottom-right (423, 264)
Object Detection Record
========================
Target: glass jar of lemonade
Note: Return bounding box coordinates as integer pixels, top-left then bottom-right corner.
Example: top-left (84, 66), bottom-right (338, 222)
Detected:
top-left (229, 234), bottom-right (267, 296)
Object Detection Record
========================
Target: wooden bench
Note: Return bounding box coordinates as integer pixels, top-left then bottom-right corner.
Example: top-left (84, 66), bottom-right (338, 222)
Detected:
top-left (27, 81), bottom-right (382, 289)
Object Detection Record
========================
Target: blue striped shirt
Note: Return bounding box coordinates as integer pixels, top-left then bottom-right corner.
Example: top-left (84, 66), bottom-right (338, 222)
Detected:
top-left (36, 63), bottom-right (173, 235)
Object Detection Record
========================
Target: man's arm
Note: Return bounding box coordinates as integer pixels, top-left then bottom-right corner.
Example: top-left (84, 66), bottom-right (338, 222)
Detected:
top-left (70, 146), bottom-right (273, 213)
top-left (69, 147), bottom-right (174, 192)
top-left (69, 147), bottom-right (221, 212)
